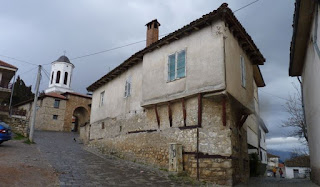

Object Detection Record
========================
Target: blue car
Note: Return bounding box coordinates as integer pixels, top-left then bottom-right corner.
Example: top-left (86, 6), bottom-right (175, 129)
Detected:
top-left (0, 121), bottom-right (12, 144)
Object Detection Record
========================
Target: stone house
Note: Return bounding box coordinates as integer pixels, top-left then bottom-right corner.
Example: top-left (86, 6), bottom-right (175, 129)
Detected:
top-left (285, 155), bottom-right (310, 179)
top-left (289, 0), bottom-right (320, 184)
top-left (16, 56), bottom-right (91, 132)
top-left (86, 4), bottom-right (266, 185)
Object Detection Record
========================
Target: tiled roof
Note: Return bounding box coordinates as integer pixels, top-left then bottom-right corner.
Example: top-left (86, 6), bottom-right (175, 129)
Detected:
top-left (87, 3), bottom-right (265, 92)
top-left (285, 155), bottom-right (310, 167)
top-left (0, 60), bottom-right (18, 70)
top-left (62, 92), bottom-right (92, 99)
top-left (45, 92), bottom-right (67, 100)
top-left (14, 92), bottom-right (67, 107)
top-left (267, 153), bottom-right (279, 158)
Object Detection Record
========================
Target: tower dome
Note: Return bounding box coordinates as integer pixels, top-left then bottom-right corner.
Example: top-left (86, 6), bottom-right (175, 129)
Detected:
top-left (45, 55), bottom-right (75, 93)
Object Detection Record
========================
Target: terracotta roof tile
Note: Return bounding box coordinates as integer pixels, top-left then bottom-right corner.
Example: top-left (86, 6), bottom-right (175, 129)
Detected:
top-left (0, 60), bottom-right (18, 70)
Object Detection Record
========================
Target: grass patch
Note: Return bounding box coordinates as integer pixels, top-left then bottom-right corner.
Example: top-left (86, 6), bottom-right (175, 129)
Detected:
top-left (159, 168), bottom-right (168, 172)
top-left (23, 139), bottom-right (35, 145)
top-left (168, 172), bottom-right (202, 186)
top-left (13, 133), bottom-right (26, 140)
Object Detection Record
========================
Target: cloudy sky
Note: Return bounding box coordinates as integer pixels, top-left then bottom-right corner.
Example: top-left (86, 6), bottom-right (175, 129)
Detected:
top-left (0, 0), bottom-right (305, 152)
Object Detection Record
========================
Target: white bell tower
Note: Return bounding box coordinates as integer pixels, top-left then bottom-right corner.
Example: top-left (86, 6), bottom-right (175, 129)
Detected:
top-left (45, 55), bottom-right (75, 93)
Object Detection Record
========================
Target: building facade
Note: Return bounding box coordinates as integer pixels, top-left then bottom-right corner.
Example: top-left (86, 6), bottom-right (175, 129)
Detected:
top-left (16, 56), bottom-right (91, 132)
top-left (289, 0), bottom-right (320, 184)
top-left (86, 4), bottom-right (266, 185)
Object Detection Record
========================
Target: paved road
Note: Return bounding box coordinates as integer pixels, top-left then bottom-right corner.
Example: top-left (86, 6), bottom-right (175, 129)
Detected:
top-left (236, 177), bottom-right (319, 187)
top-left (0, 139), bottom-right (59, 187)
top-left (34, 131), bottom-right (193, 187)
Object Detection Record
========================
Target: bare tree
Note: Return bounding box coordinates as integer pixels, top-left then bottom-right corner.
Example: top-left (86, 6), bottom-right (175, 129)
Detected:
top-left (282, 80), bottom-right (308, 143)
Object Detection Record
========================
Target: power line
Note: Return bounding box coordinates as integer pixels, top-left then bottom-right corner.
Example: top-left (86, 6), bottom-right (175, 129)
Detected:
top-left (41, 68), bottom-right (50, 80)
top-left (233, 0), bottom-right (260, 13)
top-left (260, 90), bottom-right (290, 102)
top-left (18, 66), bottom-right (38, 76)
top-left (0, 54), bottom-right (38, 66)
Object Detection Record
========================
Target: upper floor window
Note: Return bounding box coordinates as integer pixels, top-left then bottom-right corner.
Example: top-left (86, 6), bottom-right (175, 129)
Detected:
top-left (56, 71), bottom-right (61, 84)
top-left (54, 99), bottom-right (60, 108)
top-left (124, 77), bottom-right (131, 97)
top-left (240, 55), bottom-right (246, 88)
top-left (168, 49), bottom-right (186, 81)
top-left (64, 72), bottom-right (68, 85)
top-left (51, 72), bottom-right (54, 84)
top-left (99, 91), bottom-right (105, 107)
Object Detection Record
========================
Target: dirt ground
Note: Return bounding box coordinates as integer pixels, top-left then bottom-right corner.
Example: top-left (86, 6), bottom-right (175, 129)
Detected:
top-left (0, 139), bottom-right (59, 187)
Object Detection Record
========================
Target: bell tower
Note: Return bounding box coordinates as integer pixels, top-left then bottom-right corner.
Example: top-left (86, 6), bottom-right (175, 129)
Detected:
top-left (45, 55), bottom-right (75, 93)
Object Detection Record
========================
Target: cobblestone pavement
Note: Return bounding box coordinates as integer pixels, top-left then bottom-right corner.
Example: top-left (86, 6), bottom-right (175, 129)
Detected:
top-left (34, 131), bottom-right (196, 187)
top-left (0, 138), bottom-right (59, 187)
top-left (236, 177), bottom-right (319, 187)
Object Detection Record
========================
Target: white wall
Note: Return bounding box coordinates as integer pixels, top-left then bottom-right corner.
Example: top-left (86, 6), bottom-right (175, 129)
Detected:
top-left (46, 61), bottom-right (74, 93)
top-left (90, 62), bottom-right (143, 123)
top-left (302, 5), bottom-right (320, 177)
top-left (285, 167), bottom-right (310, 179)
top-left (142, 21), bottom-right (225, 106)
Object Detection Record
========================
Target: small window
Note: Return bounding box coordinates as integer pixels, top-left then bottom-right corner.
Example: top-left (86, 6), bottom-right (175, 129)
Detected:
top-left (64, 72), bottom-right (68, 85)
top-left (54, 99), bottom-right (60, 108)
top-left (56, 71), bottom-right (61, 84)
top-left (101, 122), bottom-right (105, 129)
top-left (124, 78), bottom-right (131, 97)
top-left (168, 49), bottom-right (186, 81)
top-left (99, 91), bottom-right (105, 107)
top-left (240, 56), bottom-right (246, 88)
top-left (51, 72), bottom-right (54, 84)
top-left (53, 115), bottom-right (58, 120)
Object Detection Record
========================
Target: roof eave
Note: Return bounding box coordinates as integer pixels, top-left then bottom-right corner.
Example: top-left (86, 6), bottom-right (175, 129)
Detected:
top-left (289, 0), bottom-right (315, 76)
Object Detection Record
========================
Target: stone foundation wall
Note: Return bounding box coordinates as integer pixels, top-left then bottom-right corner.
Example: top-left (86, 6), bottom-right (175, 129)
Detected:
top-left (0, 114), bottom-right (29, 137)
top-left (86, 95), bottom-right (248, 185)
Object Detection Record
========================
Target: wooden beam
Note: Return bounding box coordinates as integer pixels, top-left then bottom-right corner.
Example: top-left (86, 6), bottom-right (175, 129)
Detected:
top-left (198, 93), bottom-right (202, 127)
top-left (168, 102), bottom-right (172, 127)
top-left (155, 105), bottom-right (160, 128)
top-left (222, 96), bottom-right (226, 126)
top-left (238, 114), bottom-right (249, 129)
top-left (182, 98), bottom-right (186, 127)
top-left (194, 26), bottom-right (199, 30)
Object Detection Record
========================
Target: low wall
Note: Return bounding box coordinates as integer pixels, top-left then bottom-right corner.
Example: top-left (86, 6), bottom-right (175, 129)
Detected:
top-left (0, 114), bottom-right (29, 137)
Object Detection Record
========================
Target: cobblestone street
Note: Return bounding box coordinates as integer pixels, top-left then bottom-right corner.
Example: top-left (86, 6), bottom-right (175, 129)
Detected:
top-left (34, 131), bottom-right (194, 187)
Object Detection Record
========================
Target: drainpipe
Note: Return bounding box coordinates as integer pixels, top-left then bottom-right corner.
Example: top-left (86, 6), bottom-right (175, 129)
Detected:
top-left (297, 76), bottom-right (308, 142)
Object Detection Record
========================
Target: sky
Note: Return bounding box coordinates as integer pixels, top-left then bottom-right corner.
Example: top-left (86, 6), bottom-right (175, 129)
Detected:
top-left (0, 0), bottom-right (305, 152)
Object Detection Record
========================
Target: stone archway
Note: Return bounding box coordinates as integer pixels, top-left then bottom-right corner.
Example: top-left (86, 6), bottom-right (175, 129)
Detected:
top-left (72, 107), bottom-right (89, 133)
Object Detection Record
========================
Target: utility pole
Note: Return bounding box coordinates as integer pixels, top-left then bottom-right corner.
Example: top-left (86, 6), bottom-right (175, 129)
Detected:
top-left (9, 71), bottom-right (17, 117)
top-left (29, 65), bottom-right (41, 142)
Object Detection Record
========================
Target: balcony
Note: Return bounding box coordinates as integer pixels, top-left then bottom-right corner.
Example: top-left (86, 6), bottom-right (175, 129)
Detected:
top-left (0, 105), bottom-right (26, 116)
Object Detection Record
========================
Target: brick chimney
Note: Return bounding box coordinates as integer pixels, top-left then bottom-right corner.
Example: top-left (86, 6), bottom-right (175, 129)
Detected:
top-left (146, 19), bottom-right (160, 47)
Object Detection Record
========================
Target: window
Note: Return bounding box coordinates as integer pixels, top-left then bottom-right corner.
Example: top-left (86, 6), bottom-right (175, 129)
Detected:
top-left (240, 55), bottom-right (246, 88)
top-left (168, 49), bottom-right (186, 81)
top-left (124, 78), bottom-right (131, 97)
top-left (101, 122), bottom-right (105, 129)
top-left (64, 72), bottom-right (68, 85)
top-left (99, 91), bottom-right (105, 107)
top-left (53, 115), bottom-right (58, 120)
top-left (51, 72), bottom-right (54, 84)
top-left (54, 99), bottom-right (60, 108)
top-left (56, 71), bottom-right (61, 84)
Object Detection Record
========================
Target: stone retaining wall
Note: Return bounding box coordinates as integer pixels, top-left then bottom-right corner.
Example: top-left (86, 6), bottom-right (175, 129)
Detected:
top-left (0, 114), bottom-right (29, 137)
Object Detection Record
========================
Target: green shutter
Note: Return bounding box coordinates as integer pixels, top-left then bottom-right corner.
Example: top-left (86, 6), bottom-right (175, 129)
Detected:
top-left (177, 50), bottom-right (186, 78)
top-left (168, 54), bottom-right (176, 81)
